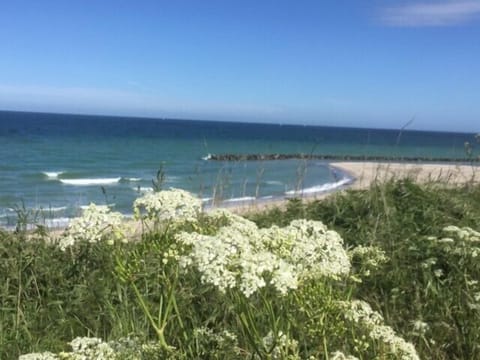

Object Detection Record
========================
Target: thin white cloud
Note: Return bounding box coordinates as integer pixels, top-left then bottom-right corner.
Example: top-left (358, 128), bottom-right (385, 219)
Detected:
top-left (381, 1), bottom-right (480, 27)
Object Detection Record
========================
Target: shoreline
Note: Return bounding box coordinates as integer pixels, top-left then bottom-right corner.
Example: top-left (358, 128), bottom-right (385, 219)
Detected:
top-left (3, 161), bottom-right (479, 232)
top-left (229, 161), bottom-right (480, 214)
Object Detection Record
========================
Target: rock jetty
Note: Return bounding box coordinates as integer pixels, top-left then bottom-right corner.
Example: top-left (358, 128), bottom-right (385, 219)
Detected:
top-left (205, 153), bottom-right (480, 163)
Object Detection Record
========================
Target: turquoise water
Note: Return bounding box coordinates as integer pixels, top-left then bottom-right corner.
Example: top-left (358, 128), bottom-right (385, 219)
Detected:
top-left (0, 110), bottom-right (477, 228)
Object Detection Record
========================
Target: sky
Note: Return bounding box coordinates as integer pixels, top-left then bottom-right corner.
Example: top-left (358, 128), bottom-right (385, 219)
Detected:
top-left (0, 0), bottom-right (479, 132)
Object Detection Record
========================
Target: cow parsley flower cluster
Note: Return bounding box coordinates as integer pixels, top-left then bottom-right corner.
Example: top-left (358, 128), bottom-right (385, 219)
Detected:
top-left (270, 219), bottom-right (351, 280)
top-left (330, 351), bottom-right (360, 360)
top-left (177, 210), bottom-right (350, 297)
top-left (20, 337), bottom-right (116, 360)
top-left (342, 300), bottom-right (419, 360)
top-left (133, 188), bottom-right (201, 222)
top-left (18, 353), bottom-right (58, 360)
top-left (177, 223), bottom-right (290, 297)
top-left (349, 245), bottom-right (388, 277)
top-left (442, 225), bottom-right (480, 242)
top-left (260, 330), bottom-right (299, 359)
top-left (59, 204), bottom-right (126, 250)
top-left (428, 225), bottom-right (480, 259)
top-left (192, 327), bottom-right (241, 356)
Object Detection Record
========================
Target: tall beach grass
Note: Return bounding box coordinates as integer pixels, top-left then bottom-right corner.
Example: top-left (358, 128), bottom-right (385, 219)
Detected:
top-left (2, 168), bottom-right (480, 359)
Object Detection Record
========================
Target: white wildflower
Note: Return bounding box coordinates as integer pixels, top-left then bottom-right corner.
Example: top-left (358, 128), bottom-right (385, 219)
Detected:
top-left (349, 245), bottom-right (388, 267)
top-left (261, 331), bottom-right (298, 360)
top-left (59, 204), bottom-right (125, 250)
top-left (412, 320), bottom-right (429, 336)
top-left (421, 257), bottom-right (437, 268)
top-left (330, 351), bottom-right (360, 360)
top-left (178, 211), bottom-right (349, 297)
top-left (281, 219), bottom-right (351, 280)
top-left (442, 226), bottom-right (480, 242)
top-left (369, 325), bottom-right (419, 359)
top-left (349, 245), bottom-right (388, 277)
top-left (270, 259), bottom-right (298, 295)
top-left (133, 188), bottom-right (201, 222)
top-left (193, 327), bottom-right (239, 349)
top-left (343, 300), bottom-right (383, 326)
top-left (66, 337), bottom-right (116, 359)
top-left (434, 269), bottom-right (444, 278)
top-left (343, 300), bottom-right (420, 360)
top-left (443, 225), bottom-right (461, 233)
top-left (19, 353), bottom-right (58, 360)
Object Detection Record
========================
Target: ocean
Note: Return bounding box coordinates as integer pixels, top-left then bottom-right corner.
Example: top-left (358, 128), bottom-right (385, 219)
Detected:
top-left (0, 110), bottom-right (477, 229)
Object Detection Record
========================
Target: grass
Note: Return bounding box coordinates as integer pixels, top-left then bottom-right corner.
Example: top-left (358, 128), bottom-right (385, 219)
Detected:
top-left (2, 179), bottom-right (480, 359)
top-left (249, 178), bottom-right (480, 359)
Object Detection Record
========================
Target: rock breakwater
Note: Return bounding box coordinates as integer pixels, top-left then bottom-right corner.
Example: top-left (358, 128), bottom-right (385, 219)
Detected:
top-left (206, 153), bottom-right (479, 163)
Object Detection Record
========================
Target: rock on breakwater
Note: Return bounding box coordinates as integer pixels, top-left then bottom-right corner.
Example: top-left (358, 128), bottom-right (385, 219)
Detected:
top-left (206, 153), bottom-right (480, 163)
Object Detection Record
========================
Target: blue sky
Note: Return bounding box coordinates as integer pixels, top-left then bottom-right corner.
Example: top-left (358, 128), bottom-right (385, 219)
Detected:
top-left (0, 0), bottom-right (479, 131)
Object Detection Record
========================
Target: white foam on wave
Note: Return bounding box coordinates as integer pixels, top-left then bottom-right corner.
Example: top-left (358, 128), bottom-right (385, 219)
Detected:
top-left (133, 186), bottom-right (154, 193)
top-left (3, 206), bottom-right (67, 216)
top-left (123, 177), bottom-right (142, 182)
top-left (223, 196), bottom-right (256, 203)
top-left (285, 177), bottom-right (352, 196)
top-left (43, 171), bottom-right (64, 179)
top-left (260, 195), bottom-right (274, 200)
top-left (39, 206), bottom-right (67, 212)
top-left (202, 153), bottom-right (212, 160)
top-left (266, 180), bottom-right (283, 186)
top-left (80, 203), bottom-right (116, 210)
top-left (60, 177), bottom-right (121, 186)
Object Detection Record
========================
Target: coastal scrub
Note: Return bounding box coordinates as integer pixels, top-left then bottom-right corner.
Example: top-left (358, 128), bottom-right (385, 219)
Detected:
top-left (11, 182), bottom-right (480, 359)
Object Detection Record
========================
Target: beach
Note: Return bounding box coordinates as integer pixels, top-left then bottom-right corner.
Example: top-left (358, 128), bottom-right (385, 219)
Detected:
top-left (331, 161), bottom-right (480, 189)
top-left (231, 161), bottom-right (480, 215)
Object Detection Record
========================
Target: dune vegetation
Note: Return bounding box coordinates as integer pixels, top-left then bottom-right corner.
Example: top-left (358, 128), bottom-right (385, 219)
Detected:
top-left (2, 179), bottom-right (480, 359)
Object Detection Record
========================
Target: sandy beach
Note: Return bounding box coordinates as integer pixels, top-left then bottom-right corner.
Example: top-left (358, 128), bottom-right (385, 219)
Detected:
top-left (331, 161), bottom-right (480, 190)
top-left (231, 161), bottom-right (480, 214)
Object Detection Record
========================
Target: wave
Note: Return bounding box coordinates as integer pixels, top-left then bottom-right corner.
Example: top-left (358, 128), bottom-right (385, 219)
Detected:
top-left (121, 177), bottom-right (142, 182)
top-left (42, 171), bottom-right (64, 179)
top-left (223, 196), bottom-right (256, 203)
top-left (285, 177), bottom-right (352, 196)
top-left (60, 177), bottom-right (121, 186)
top-left (132, 186), bottom-right (154, 193)
top-left (260, 195), bottom-right (274, 200)
top-left (265, 180), bottom-right (283, 186)
top-left (38, 206), bottom-right (68, 212)
top-left (3, 206), bottom-right (67, 213)
top-left (80, 203), bottom-right (116, 210)
top-left (202, 153), bottom-right (212, 160)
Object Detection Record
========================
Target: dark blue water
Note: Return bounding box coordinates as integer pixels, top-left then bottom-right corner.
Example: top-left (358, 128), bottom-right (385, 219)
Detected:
top-left (0, 110), bottom-right (477, 228)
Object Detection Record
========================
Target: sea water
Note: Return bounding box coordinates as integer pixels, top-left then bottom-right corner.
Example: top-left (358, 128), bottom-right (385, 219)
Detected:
top-left (0, 110), bottom-right (477, 228)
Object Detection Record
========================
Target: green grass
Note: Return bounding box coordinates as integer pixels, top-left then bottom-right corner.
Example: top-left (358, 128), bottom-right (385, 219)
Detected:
top-left (249, 179), bottom-right (480, 359)
top-left (2, 179), bottom-right (480, 359)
